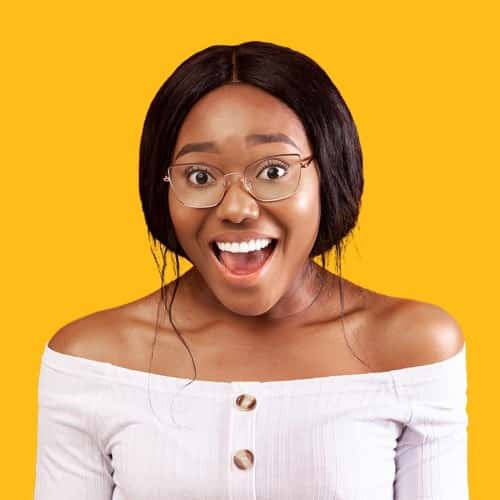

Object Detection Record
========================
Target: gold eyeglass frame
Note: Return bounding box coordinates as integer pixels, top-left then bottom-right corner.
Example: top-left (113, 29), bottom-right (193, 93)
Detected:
top-left (162, 153), bottom-right (315, 208)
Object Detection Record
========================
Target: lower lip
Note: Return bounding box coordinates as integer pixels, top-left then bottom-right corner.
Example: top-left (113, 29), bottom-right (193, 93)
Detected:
top-left (209, 241), bottom-right (279, 288)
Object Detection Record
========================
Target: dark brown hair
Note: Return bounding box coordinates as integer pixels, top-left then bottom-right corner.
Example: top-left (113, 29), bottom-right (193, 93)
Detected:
top-left (138, 41), bottom-right (364, 410)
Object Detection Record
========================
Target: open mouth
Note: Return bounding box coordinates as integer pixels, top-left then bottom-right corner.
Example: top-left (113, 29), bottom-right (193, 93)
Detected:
top-left (210, 239), bottom-right (278, 276)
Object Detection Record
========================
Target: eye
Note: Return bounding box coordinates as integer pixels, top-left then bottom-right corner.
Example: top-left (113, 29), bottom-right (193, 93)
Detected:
top-left (256, 161), bottom-right (289, 180)
top-left (185, 165), bottom-right (217, 186)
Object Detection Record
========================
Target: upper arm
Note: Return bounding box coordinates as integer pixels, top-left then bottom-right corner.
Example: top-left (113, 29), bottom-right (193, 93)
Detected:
top-left (37, 313), bottom-right (116, 499)
top-left (391, 301), bottom-right (469, 499)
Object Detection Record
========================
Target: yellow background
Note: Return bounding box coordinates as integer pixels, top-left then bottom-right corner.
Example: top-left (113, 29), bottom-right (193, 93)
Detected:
top-left (1, 0), bottom-right (497, 497)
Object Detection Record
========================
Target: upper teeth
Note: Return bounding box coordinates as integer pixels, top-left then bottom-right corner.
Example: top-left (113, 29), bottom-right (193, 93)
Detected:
top-left (216, 238), bottom-right (273, 253)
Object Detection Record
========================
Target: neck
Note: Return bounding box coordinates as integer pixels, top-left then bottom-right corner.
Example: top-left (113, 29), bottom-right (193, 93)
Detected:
top-left (182, 260), bottom-right (334, 327)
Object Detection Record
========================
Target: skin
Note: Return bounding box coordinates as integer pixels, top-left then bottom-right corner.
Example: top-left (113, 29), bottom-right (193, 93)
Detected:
top-left (168, 83), bottom-right (329, 326)
top-left (48, 83), bottom-right (465, 381)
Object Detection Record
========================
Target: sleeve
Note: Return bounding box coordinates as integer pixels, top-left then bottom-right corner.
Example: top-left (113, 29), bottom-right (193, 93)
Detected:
top-left (393, 349), bottom-right (469, 500)
top-left (34, 360), bottom-right (115, 500)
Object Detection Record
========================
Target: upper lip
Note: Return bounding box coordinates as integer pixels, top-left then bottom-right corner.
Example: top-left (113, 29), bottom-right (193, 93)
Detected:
top-left (209, 232), bottom-right (279, 244)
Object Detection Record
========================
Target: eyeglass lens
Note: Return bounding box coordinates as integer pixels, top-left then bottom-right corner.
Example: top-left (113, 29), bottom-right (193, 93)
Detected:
top-left (167, 154), bottom-right (303, 207)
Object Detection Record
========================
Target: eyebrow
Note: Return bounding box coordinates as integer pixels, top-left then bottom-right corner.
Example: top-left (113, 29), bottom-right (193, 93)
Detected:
top-left (174, 133), bottom-right (300, 161)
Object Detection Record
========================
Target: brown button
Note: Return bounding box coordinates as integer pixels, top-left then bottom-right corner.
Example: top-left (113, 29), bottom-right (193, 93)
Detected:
top-left (235, 393), bottom-right (257, 411)
top-left (233, 449), bottom-right (254, 470)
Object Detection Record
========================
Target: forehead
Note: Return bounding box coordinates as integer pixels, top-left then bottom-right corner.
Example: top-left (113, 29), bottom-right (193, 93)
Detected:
top-left (174, 83), bottom-right (311, 156)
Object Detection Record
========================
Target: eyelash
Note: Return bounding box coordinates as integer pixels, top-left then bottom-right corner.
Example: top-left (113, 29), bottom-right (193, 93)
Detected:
top-left (184, 160), bottom-right (289, 181)
top-left (185, 165), bottom-right (210, 175)
top-left (257, 160), bottom-right (288, 175)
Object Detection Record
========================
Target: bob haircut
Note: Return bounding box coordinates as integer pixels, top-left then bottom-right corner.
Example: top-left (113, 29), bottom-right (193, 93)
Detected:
top-left (139, 41), bottom-right (363, 264)
top-left (138, 40), bottom-right (365, 391)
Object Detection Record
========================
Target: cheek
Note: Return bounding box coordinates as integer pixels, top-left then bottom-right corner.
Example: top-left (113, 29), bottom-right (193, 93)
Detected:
top-left (294, 187), bottom-right (320, 220)
top-left (291, 195), bottom-right (321, 248)
top-left (168, 192), bottom-right (202, 253)
top-left (167, 191), bottom-right (182, 233)
top-left (292, 172), bottom-right (321, 228)
top-left (275, 174), bottom-right (321, 250)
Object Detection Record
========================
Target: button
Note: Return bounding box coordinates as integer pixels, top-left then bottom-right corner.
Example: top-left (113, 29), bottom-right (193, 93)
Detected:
top-left (235, 393), bottom-right (257, 411)
top-left (233, 449), bottom-right (254, 470)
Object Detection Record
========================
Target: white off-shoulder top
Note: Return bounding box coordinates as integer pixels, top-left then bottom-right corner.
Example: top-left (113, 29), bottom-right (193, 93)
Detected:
top-left (34, 341), bottom-right (469, 499)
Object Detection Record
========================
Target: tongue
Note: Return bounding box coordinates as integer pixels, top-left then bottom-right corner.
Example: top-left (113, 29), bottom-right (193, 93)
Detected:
top-left (219, 245), bottom-right (274, 275)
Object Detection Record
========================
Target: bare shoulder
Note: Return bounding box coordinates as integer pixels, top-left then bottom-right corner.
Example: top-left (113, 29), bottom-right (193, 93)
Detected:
top-left (364, 290), bottom-right (465, 370)
top-left (48, 289), bottom-right (162, 365)
top-left (48, 308), bottom-right (124, 364)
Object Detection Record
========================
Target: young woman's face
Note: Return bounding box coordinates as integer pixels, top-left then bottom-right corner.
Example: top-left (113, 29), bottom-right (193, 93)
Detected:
top-left (168, 83), bottom-right (321, 318)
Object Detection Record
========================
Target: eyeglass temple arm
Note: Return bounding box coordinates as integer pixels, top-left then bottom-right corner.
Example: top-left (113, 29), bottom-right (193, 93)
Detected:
top-left (301, 155), bottom-right (315, 168)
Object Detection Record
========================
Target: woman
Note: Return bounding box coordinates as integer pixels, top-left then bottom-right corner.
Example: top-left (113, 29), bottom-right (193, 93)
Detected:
top-left (34, 41), bottom-right (469, 499)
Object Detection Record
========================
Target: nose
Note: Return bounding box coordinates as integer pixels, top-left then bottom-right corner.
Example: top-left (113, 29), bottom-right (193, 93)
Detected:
top-left (215, 175), bottom-right (260, 223)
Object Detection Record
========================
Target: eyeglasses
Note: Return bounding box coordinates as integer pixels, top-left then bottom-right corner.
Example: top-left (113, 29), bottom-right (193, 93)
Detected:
top-left (162, 153), bottom-right (315, 208)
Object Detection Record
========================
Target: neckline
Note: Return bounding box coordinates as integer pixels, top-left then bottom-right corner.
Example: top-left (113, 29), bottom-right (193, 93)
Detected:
top-left (42, 342), bottom-right (466, 394)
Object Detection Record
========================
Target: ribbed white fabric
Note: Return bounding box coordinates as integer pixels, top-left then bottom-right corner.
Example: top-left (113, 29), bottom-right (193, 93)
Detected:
top-left (34, 341), bottom-right (469, 500)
